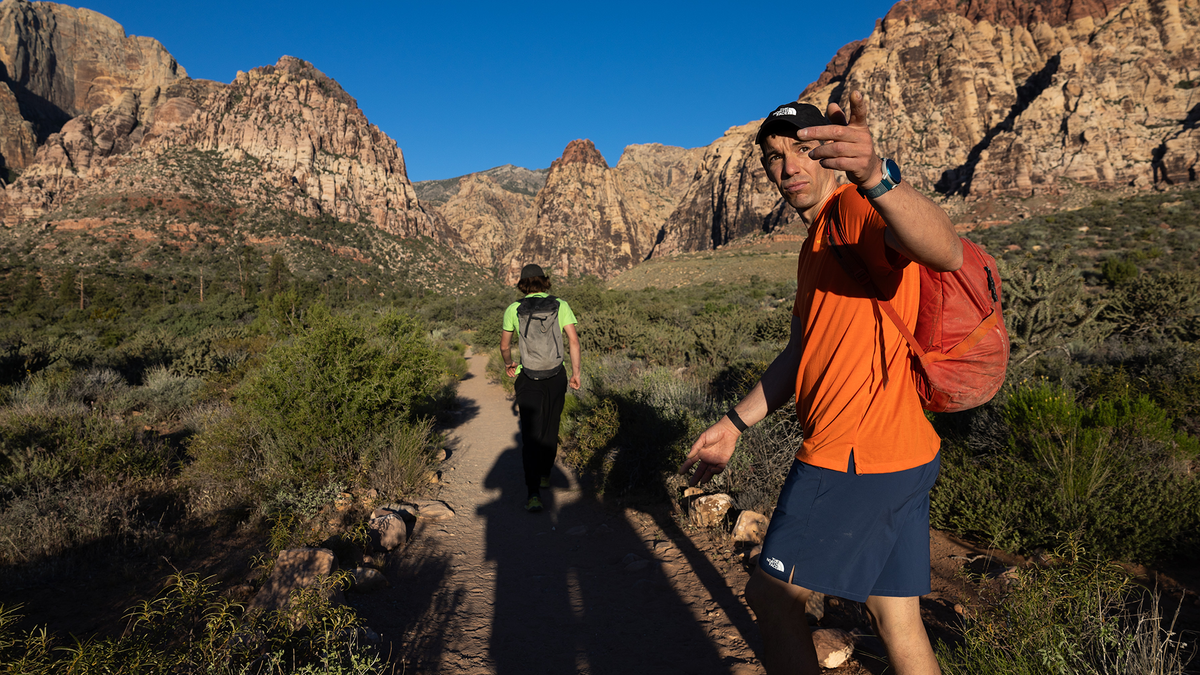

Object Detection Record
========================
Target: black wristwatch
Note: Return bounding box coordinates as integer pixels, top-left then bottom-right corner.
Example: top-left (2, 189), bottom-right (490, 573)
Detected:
top-left (858, 158), bottom-right (901, 199)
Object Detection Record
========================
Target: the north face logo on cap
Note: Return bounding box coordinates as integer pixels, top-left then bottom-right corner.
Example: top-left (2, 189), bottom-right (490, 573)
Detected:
top-left (772, 107), bottom-right (797, 117)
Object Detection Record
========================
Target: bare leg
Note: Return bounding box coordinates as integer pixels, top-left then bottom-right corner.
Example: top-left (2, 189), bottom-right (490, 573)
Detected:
top-left (864, 595), bottom-right (942, 675)
top-left (744, 565), bottom-right (820, 675)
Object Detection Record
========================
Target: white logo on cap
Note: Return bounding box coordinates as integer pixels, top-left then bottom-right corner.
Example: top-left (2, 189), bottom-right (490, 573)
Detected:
top-left (772, 107), bottom-right (797, 118)
top-left (767, 556), bottom-right (784, 572)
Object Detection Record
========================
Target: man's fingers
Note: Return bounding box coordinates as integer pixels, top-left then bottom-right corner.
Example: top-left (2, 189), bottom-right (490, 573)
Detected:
top-left (825, 101), bottom-right (847, 126)
top-left (847, 90), bottom-right (870, 128)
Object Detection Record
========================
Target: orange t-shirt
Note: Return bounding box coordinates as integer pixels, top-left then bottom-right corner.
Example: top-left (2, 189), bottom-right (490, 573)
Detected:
top-left (791, 184), bottom-right (941, 474)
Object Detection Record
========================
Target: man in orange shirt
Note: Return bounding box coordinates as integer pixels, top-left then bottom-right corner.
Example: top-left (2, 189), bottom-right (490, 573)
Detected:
top-left (679, 92), bottom-right (962, 675)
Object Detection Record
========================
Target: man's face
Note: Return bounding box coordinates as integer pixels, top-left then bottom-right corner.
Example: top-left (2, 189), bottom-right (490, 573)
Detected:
top-left (760, 132), bottom-right (838, 222)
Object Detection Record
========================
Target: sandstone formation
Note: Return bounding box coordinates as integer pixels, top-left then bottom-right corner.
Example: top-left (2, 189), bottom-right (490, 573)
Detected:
top-left (0, 0), bottom-right (184, 168)
top-left (507, 139), bottom-right (702, 281)
top-left (812, 0), bottom-right (1200, 196)
top-left (650, 121), bottom-right (797, 258)
top-left (429, 171), bottom-right (541, 272)
top-left (0, 48), bottom-right (447, 249)
top-left (652, 0), bottom-right (1199, 255)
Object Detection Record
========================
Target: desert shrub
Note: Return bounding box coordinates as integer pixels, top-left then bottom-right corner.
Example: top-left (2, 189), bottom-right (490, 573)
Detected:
top-left (1000, 254), bottom-right (1109, 372)
top-left (938, 540), bottom-right (1192, 675)
top-left (0, 403), bottom-right (174, 491)
top-left (238, 308), bottom-right (441, 481)
top-left (186, 309), bottom-right (442, 508)
top-left (0, 477), bottom-right (147, 569)
top-left (0, 572), bottom-right (389, 674)
top-left (367, 417), bottom-right (438, 502)
top-left (1099, 255), bottom-right (1140, 287)
top-left (714, 409), bottom-right (802, 515)
top-left (1077, 339), bottom-right (1200, 438)
top-left (113, 365), bottom-right (203, 421)
top-left (564, 366), bottom-right (713, 496)
top-left (931, 380), bottom-right (1200, 562)
top-left (1104, 268), bottom-right (1200, 341)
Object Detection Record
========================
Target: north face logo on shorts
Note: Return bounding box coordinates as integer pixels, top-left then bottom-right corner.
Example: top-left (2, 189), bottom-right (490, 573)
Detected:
top-left (766, 557), bottom-right (784, 572)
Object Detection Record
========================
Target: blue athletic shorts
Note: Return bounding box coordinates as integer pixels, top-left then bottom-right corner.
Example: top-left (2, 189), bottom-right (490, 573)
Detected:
top-left (757, 451), bottom-right (940, 603)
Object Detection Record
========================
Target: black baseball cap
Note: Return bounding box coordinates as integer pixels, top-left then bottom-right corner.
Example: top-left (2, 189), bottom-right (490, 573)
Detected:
top-left (755, 102), bottom-right (828, 145)
top-left (519, 263), bottom-right (546, 280)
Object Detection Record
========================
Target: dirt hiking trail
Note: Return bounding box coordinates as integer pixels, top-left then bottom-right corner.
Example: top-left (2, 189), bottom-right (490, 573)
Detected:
top-left (350, 349), bottom-right (997, 674)
top-left (349, 349), bottom-right (767, 674)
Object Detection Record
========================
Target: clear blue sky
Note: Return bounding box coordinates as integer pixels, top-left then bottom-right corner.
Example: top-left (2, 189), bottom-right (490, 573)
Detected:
top-left (76, 0), bottom-right (899, 182)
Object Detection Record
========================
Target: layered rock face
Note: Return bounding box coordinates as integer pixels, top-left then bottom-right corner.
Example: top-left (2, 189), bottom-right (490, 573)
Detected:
top-left (653, 0), bottom-right (1199, 255)
top-left (507, 139), bottom-right (701, 281)
top-left (0, 43), bottom-right (444, 245)
top-left (814, 0), bottom-right (1200, 196)
top-left (0, 0), bottom-right (184, 169)
top-left (143, 57), bottom-right (444, 241)
top-left (433, 172), bottom-right (541, 272)
top-left (650, 121), bottom-right (796, 258)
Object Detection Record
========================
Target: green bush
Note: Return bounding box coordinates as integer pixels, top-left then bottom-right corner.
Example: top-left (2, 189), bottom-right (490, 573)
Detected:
top-left (238, 307), bottom-right (441, 481)
top-left (1104, 268), bottom-right (1200, 341)
top-left (0, 572), bottom-right (388, 674)
top-left (938, 540), bottom-right (1191, 674)
top-left (931, 381), bottom-right (1200, 562)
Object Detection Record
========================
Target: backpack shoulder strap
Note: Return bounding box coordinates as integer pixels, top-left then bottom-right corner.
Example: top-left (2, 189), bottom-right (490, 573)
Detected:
top-left (826, 206), bottom-right (927, 358)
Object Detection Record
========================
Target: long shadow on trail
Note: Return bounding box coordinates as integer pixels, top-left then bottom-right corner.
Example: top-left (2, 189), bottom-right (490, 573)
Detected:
top-left (481, 432), bottom-right (745, 674)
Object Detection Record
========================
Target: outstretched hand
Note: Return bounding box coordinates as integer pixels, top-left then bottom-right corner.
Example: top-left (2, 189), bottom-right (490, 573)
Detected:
top-left (796, 90), bottom-right (883, 189)
top-left (677, 419), bottom-right (740, 487)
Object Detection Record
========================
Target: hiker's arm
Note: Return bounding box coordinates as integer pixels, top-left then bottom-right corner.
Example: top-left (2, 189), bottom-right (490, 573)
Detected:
top-left (499, 330), bottom-right (517, 378)
top-left (800, 91), bottom-right (962, 272)
top-left (679, 316), bottom-right (803, 485)
top-left (564, 323), bottom-right (581, 390)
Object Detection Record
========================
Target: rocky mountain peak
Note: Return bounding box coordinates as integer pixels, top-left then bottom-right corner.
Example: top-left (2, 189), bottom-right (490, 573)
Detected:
top-left (885, 0), bottom-right (1120, 26)
top-left (551, 139), bottom-right (608, 170)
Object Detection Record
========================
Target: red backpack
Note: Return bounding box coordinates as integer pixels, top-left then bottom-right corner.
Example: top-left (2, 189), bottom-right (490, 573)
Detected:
top-left (828, 213), bottom-right (1009, 413)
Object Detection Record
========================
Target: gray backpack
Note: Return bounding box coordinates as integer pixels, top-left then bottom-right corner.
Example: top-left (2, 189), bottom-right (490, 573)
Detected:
top-left (516, 295), bottom-right (564, 379)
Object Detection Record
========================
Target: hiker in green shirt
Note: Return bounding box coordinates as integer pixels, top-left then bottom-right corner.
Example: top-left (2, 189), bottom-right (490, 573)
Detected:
top-left (500, 264), bottom-right (581, 513)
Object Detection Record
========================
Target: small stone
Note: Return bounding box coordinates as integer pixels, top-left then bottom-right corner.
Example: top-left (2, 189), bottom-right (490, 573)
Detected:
top-left (689, 493), bottom-right (733, 528)
top-left (368, 513), bottom-right (408, 552)
top-left (349, 567), bottom-right (388, 593)
top-left (334, 492), bottom-right (354, 511)
top-left (248, 548), bottom-right (342, 615)
top-left (620, 553), bottom-right (644, 567)
top-left (624, 559), bottom-right (650, 573)
top-left (566, 525), bottom-right (588, 536)
top-left (805, 591), bottom-right (825, 622)
top-left (812, 628), bottom-right (854, 669)
top-left (414, 500), bottom-right (455, 521)
top-left (731, 510), bottom-right (770, 544)
top-left (428, 471), bottom-right (440, 484)
top-left (435, 447), bottom-right (448, 462)
top-left (594, 523), bottom-right (614, 535)
top-left (682, 487), bottom-right (704, 498)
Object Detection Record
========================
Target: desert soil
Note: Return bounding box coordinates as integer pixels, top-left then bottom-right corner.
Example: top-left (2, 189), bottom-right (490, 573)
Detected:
top-left (349, 349), bottom-right (1003, 674)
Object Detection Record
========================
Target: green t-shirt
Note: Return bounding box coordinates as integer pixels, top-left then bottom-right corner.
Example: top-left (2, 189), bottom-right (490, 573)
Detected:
top-left (502, 293), bottom-right (577, 375)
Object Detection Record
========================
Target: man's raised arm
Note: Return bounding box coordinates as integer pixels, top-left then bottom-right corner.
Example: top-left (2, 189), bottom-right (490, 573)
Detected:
top-left (798, 90), bottom-right (962, 272)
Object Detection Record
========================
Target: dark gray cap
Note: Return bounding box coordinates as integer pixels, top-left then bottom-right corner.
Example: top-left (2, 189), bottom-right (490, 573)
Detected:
top-left (755, 102), bottom-right (828, 145)
top-left (519, 263), bottom-right (546, 280)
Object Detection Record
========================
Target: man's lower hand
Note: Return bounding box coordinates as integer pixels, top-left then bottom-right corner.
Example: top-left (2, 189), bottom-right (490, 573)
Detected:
top-left (569, 374), bottom-right (581, 390)
top-left (505, 363), bottom-right (517, 378)
top-left (678, 421), bottom-right (739, 487)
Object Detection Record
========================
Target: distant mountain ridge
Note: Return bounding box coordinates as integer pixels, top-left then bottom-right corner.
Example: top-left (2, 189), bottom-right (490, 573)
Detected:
top-left (0, 0), bottom-right (1195, 289)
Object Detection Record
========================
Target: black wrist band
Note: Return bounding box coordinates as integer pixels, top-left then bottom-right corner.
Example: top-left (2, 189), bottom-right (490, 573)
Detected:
top-left (725, 407), bottom-right (748, 433)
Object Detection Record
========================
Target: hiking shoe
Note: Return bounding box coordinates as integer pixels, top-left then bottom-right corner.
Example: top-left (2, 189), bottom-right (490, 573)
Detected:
top-left (525, 495), bottom-right (543, 513)
top-left (539, 475), bottom-right (551, 489)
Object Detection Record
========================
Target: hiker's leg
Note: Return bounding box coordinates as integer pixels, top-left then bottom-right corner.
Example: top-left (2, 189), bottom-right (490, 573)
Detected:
top-left (513, 373), bottom-right (547, 492)
top-left (537, 370), bottom-right (568, 479)
top-left (864, 595), bottom-right (941, 675)
top-left (744, 565), bottom-right (820, 675)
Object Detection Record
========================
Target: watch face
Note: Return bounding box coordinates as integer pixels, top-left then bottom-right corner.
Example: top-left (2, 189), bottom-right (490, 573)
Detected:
top-left (884, 158), bottom-right (901, 184)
